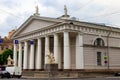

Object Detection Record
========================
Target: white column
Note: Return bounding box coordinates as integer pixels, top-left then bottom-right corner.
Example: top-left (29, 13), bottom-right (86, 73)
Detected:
top-left (54, 33), bottom-right (59, 64)
top-left (45, 36), bottom-right (49, 64)
top-left (58, 37), bottom-right (62, 69)
top-left (36, 38), bottom-right (42, 69)
top-left (29, 40), bottom-right (35, 69)
top-left (76, 33), bottom-right (84, 69)
top-left (64, 31), bottom-right (70, 69)
top-left (18, 42), bottom-right (22, 68)
top-left (23, 41), bottom-right (28, 69)
top-left (13, 42), bottom-right (17, 66)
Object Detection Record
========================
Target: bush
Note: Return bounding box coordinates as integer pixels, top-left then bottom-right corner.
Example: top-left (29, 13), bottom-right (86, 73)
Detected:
top-left (0, 49), bottom-right (13, 65)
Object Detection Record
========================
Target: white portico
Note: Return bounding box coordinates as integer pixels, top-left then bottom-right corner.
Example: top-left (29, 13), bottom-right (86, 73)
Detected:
top-left (12, 6), bottom-right (84, 70)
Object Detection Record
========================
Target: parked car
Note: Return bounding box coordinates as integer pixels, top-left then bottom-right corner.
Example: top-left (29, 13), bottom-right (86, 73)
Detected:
top-left (6, 66), bottom-right (22, 78)
top-left (115, 72), bottom-right (120, 76)
top-left (0, 71), bottom-right (11, 78)
top-left (0, 66), bottom-right (11, 78)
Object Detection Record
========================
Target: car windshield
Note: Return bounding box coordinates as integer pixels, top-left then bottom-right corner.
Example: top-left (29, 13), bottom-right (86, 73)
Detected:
top-left (1, 71), bottom-right (8, 73)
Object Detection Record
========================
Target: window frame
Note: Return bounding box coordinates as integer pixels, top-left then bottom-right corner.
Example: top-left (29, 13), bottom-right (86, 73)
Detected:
top-left (97, 52), bottom-right (102, 66)
top-left (94, 38), bottom-right (105, 46)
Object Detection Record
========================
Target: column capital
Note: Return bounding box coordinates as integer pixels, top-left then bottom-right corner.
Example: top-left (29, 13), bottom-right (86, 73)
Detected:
top-left (45, 35), bottom-right (49, 37)
top-left (37, 37), bottom-right (41, 39)
top-left (24, 41), bottom-right (28, 46)
top-left (63, 30), bottom-right (69, 33)
top-left (24, 40), bottom-right (28, 42)
top-left (78, 31), bottom-right (83, 35)
top-left (53, 33), bottom-right (58, 36)
top-left (19, 41), bottom-right (22, 44)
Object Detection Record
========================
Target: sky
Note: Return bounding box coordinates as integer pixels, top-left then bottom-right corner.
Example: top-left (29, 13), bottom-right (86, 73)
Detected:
top-left (0, 0), bottom-right (120, 37)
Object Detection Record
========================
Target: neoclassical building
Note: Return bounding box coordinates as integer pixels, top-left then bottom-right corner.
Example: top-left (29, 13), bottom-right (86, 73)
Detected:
top-left (12, 6), bottom-right (120, 71)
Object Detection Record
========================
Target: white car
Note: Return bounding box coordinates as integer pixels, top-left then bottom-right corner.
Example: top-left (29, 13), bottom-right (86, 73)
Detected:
top-left (0, 66), bottom-right (11, 78)
top-left (6, 66), bottom-right (22, 78)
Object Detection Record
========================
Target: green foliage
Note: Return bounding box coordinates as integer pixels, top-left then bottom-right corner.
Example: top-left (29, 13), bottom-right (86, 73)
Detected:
top-left (0, 54), bottom-right (4, 65)
top-left (0, 49), bottom-right (13, 65)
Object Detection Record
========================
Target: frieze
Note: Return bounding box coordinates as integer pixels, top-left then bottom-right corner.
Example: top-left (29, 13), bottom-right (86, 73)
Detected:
top-left (16, 24), bottom-right (120, 41)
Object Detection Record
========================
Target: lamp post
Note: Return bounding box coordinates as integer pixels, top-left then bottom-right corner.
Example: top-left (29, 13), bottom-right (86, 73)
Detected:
top-left (107, 27), bottom-right (112, 70)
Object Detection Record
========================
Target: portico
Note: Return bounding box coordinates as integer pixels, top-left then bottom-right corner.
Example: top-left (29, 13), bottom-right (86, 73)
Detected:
top-left (13, 29), bottom-right (84, 70)
top-left (11, 5), bottom-right (85, 71)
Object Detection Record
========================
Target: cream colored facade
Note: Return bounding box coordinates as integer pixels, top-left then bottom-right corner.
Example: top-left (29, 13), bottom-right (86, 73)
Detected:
top-left (12, 7), bottom-right (120, 70)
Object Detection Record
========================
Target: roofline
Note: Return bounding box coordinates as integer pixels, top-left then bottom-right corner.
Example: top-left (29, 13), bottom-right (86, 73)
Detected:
top-left (11, 15), bottom-right (65, 39)
top-left (12, 15), bottom-right (120, 39)
top-left (66, 19), bottom-right (120, 32)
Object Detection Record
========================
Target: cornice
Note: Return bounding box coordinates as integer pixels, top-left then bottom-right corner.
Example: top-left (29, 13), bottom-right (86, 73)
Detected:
top-left (14, 22), bottom-right (120, 41)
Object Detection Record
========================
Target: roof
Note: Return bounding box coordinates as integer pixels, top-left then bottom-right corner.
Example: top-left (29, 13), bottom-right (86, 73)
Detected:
top-left (12, 14), bottom-right (120, 39)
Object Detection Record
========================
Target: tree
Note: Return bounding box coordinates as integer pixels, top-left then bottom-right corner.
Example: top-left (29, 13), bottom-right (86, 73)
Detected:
top-left (0, 49), bottom-right (13, 65)
top-left (0, 54), bottom-right (4, 65)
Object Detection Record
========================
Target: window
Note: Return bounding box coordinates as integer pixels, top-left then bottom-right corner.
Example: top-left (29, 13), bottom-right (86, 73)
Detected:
top-left (94, 38), bottom-right (104, 46)
top-left (97, 52), bottom-right (102, 66)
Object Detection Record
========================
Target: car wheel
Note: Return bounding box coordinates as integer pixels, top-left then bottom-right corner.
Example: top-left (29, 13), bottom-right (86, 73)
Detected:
top-left (1, 74), bottom-right (4, 78)
top-left (7, 75), bottom-right (11, 78)
top-left (11, 75), bottom-right (13, 78)
top-left (18, 75), bottom-right (21, 78)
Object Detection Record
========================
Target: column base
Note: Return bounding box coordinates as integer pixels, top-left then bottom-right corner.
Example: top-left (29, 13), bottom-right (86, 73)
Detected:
top-left (23, 69), bottom-right (29, 71)
top-left (35, 69), bottom-right (44, 71)
top-left (63, 69), bottom-right (85, 71)
top-left (44, 64), bottom-right (58, 71)
top-left (28, 69), bottom-right (35, 71)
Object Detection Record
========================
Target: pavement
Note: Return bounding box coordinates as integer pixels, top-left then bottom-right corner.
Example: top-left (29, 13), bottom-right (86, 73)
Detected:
top-left (20, 76), bottom-right (120, 80)
top-left (1, 77), bottom-right (120, 80)
top-left (1, 75), bottom-right (120, 80)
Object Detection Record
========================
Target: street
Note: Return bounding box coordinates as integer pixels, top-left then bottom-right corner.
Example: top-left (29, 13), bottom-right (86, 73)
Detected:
top-left (1, 77), bottom-right (120, 80)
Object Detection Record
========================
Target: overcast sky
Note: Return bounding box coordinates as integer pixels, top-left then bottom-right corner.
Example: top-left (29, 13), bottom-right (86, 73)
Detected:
top-left (0, 0), bottom-right (120, 37)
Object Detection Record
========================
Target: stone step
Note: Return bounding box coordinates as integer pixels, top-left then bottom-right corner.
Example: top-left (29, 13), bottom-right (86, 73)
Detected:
top-left (22, 70), bottom-right (115, 78)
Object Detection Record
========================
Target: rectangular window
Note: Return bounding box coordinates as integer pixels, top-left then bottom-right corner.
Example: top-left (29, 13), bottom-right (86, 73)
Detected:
top-left (97, 52), bottom-right (101, 66)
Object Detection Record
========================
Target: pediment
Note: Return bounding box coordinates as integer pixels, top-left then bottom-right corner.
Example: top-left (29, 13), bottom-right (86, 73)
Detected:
top-left (19, 19), bottom-right (56, 35)
top-left (13, 16), bottom-right (63, 38)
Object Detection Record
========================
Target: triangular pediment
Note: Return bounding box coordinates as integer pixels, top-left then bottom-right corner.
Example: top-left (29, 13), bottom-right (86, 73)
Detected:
top-left (19, 19), bottom-right (57, 35)
top-left (12, 16), bottom-right (64, 38)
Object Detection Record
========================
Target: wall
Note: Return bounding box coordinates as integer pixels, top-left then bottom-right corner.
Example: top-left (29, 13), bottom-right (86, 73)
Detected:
top-left (83, 34), bottom-right (120, 69)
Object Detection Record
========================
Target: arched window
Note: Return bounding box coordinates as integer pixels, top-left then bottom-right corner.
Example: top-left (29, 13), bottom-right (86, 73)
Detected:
top-left (94, 38), bottom-right (105, 46)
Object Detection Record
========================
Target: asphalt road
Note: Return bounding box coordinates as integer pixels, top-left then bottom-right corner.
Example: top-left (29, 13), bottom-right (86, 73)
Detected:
top-left (1, 77), bottom-right (120, 80)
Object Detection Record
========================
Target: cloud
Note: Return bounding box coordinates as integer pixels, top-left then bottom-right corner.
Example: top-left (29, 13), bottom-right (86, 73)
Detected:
top-left (0, 0), bottom-right (120, 37)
